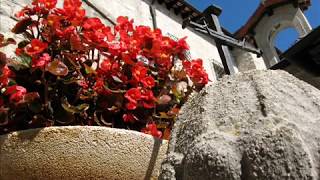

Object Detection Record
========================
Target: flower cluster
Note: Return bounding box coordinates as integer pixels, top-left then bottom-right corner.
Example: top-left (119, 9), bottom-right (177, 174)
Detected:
top-left (0, 0), bottom-right (209, 139)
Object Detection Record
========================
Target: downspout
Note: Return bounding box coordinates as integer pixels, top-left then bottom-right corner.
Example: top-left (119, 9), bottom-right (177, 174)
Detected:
top-left (149, 0), bottom-right (157, 29)
top-left (82, 0), bottom-right (116, 25)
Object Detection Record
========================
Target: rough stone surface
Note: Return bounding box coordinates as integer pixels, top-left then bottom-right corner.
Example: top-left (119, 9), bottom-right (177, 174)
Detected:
top-left (0, 126), bottom-right (168, 180)
top-left (159, 70), bottom-right (320, 180)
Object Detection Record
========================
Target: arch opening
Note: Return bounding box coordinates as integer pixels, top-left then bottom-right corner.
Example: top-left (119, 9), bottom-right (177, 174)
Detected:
top-left (273, 27), bottom-right (300, 54)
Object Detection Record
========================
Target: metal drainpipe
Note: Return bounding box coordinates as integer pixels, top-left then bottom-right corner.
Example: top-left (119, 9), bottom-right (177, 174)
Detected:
top-left (149, 0), bottom-right (157, 29)
top-left (82, 0), bottom-right (116, 25)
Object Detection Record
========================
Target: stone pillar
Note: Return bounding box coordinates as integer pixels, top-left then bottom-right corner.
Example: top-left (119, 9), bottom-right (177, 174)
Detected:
top-left (232, 48), bottom-right (266, 72)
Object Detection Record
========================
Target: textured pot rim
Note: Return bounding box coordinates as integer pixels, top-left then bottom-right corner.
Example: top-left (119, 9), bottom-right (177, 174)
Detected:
top-left (0, 125), bottom-right (165, 141)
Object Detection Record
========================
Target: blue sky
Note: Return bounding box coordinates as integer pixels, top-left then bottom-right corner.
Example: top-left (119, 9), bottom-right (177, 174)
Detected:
top-left (186, 0), bottom-right (320, 51)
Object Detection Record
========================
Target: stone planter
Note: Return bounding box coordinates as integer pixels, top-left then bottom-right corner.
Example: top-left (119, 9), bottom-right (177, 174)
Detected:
top-left (0, 126), bottom-right (168, 180)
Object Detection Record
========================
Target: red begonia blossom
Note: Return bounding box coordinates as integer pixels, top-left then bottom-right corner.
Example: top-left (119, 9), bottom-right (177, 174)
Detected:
top-left (0, 66), bottom-right (14, 87)
top-left (83, 18), bottom-right (104, 30)
top-left (32, 53), bottom-right (51, 68)
top-left (125, 88), bottom-right (141, 104)
top-left (183, 59), bottom-right (209, 85)
top-left (126, 101), bottom-right (137, 110)
top-left (25, 39), bottom-right (48, 56)
top-left (123, 113), bottom-right (137, 123)
top-left (141, 76), bottom-right (155, 88)
top-left (142, 122), bottom-right (162, 138)
top-left (5, 85), bottom-right (27, 102)
top-left (132, 63), bottom-right (147, 81)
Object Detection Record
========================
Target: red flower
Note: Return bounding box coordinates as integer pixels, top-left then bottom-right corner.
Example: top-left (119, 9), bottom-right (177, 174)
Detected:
top-left (142, 122), bottom-right (162, 138)
top-left (101, 26), bottom-right (115, 42)
top-left (141, 76), bottom-right (155, 88)
top-left (15, 48), bottom-right (23, 56)
top-left (123, 113), bottom-right (137, 123)
top-left (126, 101), bottom-right (137, 110)
top-left (107, 41), bottom-right (128, 56)
top-left (141, 90), bottom-right (156, 109)
top-left (125, 88), bottom-right (141, 103)
top-left (100, 58), bottom-right (112, 72)
top-left (115, 16), bottom-right (134, 32)
top-left (176, 36), bottom-right (189, 51)
top-left (63, 0), bottom-right (82, 12)
top-left (46, 14), bottom-right (61, 27)
top-left (83, 18), bottom-right (103, 30)
top-left (132, 64), bottom-right (147, 81)
top-left (5, 85), bottom-right (27, 102)
top-left (32, 53), bottom-right (51, 68)
top-left (94, 78), bottom-right (105, 93)
top-left (78, 80), bottom-right (88, 89)
top-left (155, 53), bottom-right (172, 71)
top-left (25, 39), bottom-right (48, 56)
top-left (37, 0), bottom-right (57, 9)
top-left (0, 66), bottom-right (14, 87)
top-left (183, 59), bottom-right (209, 85)
top-left (73, 8), bottom-right (86, 24)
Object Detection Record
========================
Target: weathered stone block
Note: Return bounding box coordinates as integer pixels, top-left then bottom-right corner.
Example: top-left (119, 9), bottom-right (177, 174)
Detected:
top-left (160, 70), bottom-right (320, 180)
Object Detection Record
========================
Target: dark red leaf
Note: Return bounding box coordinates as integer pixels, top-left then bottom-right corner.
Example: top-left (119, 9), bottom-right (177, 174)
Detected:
top-left (23, 92), bottom-right (40, 102)
top-left (157, 95), bottom-right (171, 104)
top-left (18, 40), bottom-right (30, 48)
top-left (0, 108), bottom-right (9, 126)
top-left (6, 38), bottom-right (16, 45)
top-left (11, 17), bottom-right (32, 34)
top-left (0, 34), bottom-right (4, 43)
top-left (46, 59), bottom-right (69, 76)
top-left (0, 52), bottom-right (7, 69)
top-left (70, 33), bottom-right (85, 51)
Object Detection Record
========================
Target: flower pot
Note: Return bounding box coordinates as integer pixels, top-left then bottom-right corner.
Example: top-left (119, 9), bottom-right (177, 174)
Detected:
top-left (0, 126), bottom-right (168, 180)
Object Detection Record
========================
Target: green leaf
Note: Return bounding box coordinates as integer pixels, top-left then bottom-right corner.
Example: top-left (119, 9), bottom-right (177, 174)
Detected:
top-left (46, 59), bottom-right (69, 76)
top-left (84, 64), bottom-right (96, 75)
top-left (63, 77), bottom-right (80, 84)
top-left (61, 98), bottom-right (89, 114)
top-left (153, 112), bottom-right (175, 119)
top-left (7, 55), bottom-right (31, 70)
